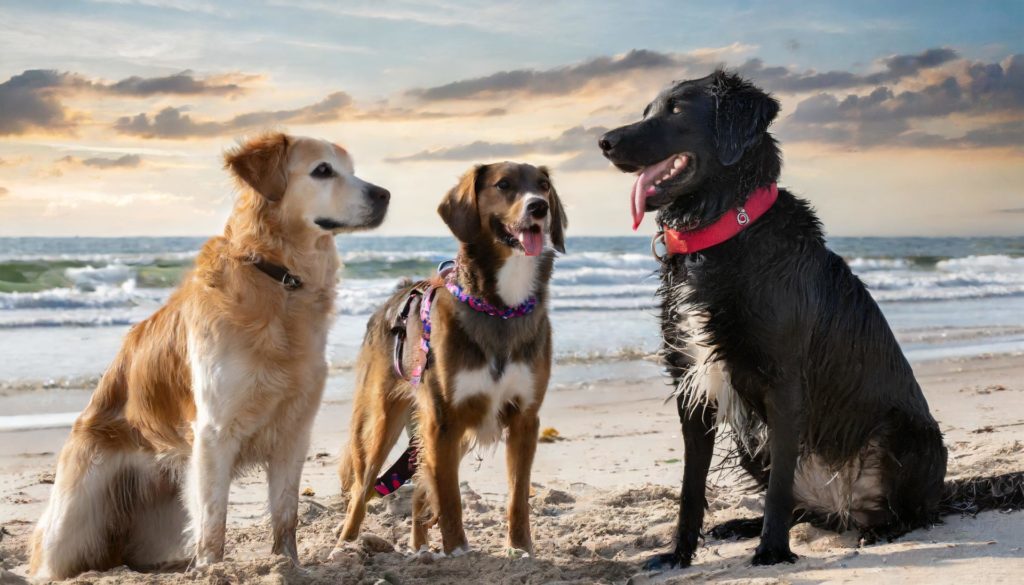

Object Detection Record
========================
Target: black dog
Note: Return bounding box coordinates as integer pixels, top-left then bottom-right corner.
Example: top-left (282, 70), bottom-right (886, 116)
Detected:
top-left (598, 71), bottom-right (957, 568)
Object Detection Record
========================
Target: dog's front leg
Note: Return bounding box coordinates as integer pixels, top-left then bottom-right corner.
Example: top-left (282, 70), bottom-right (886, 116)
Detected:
top-left (421, 415), bottom-right (469, 555)
top-left (267, 431), bottom-right (310, 564)
top-left (752, 388), bottom-right (800, 566)
top-left (188, 422), bottom-right (240, 567)
top-left (645, 393), bottom-right (716, 570)
top-left (504, 408), bottom-right (540, 555)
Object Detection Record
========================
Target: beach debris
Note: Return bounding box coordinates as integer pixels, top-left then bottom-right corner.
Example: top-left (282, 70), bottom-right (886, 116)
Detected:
top-left (540, 488), bottom-right (575, 505)
top-left (360, 532), bottom-right (395, 553)
top-left (38, 471), bottom-right (54, 484)
top-left (506, 547), bottom-right (531, 559)
top-left (539, 427), bottom-right (565, 443)
top-left (298, 499), bottom-right (329, 524)
top-left (301, 486), bottom-right (316, 496)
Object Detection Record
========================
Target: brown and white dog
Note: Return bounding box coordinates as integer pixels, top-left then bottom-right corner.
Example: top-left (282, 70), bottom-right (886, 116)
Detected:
top-left (333, 162), bottom-right (567, 557)
top-left (29, 133), bottom-right (389, 580)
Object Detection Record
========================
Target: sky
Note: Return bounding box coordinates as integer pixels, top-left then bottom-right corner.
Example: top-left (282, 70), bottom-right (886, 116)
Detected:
top-left (0, 0), bottom-right (1022, 238)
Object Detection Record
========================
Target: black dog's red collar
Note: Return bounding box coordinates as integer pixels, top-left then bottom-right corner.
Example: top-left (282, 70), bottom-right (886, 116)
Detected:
top-left (653, 183), bottom-right (778, 259)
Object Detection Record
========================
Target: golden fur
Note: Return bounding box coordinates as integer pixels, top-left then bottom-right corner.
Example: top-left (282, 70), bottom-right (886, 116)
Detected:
top-left (29, 132), bottom-right (389, 580)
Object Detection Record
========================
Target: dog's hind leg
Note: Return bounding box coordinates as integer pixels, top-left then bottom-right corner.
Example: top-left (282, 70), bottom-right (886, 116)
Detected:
top-left (30, 441), bottom-right (135, 580)
top-left (124, 472), bottom-right (189, 572)
top-left (645, 393), bottom-right (717, 570)
top-left (335, 388), bottom-right (411, 546)
top-left (410, 482), bottom-right (434, 552)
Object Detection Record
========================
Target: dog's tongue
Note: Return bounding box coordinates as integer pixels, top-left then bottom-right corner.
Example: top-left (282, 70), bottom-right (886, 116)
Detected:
top-left (630, 155), bottom-right (679, 230)
top-left (519, 230), bottom-right (544, 256)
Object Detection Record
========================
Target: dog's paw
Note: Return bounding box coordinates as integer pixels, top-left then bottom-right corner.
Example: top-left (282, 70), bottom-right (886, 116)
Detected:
top-left (448, 544), bottom-right (473, 558)
top-left (327, 541), bottom-right (365, 563)
top-left (751, 543), bottom-right (798, 566)
top-left (407, 545), bottom-right (434, 564)
top-left (506, 547), bottom-right (531, 559)
top-left (642, 551), bottom-right (692, 571)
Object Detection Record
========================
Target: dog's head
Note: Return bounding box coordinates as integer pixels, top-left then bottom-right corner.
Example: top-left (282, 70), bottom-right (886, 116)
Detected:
top-left (598, 70), bottom-right (779, 228)
top-left (438, 162), bottom-right (567, 256)
top-left (225, 132), bottom-right (390, 235)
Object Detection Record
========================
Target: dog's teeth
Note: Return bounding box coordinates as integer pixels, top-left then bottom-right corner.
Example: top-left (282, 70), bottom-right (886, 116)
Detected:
top-left (662, 174), bottom-right (671, 181)
top-left (673, 157), bottom-right (684, 169)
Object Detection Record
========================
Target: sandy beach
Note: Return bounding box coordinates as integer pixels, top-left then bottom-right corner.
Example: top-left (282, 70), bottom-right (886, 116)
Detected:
top-left (1, 350), bottom-right (1022, 584)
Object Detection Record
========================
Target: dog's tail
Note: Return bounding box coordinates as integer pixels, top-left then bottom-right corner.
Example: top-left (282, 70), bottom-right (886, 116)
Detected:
top-left (940, 471), bottom-right (1024, 516)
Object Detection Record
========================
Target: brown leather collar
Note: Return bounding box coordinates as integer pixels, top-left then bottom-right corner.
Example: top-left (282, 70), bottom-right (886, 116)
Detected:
top-left (250, 257), bottom-right (302, 290)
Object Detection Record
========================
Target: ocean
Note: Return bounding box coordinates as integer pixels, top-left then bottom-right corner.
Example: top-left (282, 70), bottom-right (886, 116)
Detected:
top-left (1, 235), bottom-right (1023, 393)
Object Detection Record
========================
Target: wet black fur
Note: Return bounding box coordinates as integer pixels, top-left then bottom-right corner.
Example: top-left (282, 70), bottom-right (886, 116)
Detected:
top-left (597, 71), bottom-right (1024, 569)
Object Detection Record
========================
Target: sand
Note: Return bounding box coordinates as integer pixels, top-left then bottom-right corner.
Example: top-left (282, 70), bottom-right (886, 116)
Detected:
top-left (1, 353), bottom-right (1022, 584)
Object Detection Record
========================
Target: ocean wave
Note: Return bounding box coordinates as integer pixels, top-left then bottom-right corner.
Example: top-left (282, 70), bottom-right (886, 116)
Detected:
top-left (0, 283), bottom-right (166, 310)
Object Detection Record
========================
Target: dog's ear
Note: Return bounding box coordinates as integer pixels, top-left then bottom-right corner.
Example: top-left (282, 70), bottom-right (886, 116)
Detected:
top-left (540, 166), bottom-right (568, 254)
top-left (224, 132), bottom-right (290, 201)
top-left (712, 71), bottom-right (780, 167)
top-left (438, 165), bottom-right (486, 242)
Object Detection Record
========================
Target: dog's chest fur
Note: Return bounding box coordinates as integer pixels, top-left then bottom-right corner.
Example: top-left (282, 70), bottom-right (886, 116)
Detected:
top-left (187, 273), bottom-right (334, 462)
top-left (450, 361), bottom-right (534, 445)
top-left (667, 274), bottom-right (753, 438)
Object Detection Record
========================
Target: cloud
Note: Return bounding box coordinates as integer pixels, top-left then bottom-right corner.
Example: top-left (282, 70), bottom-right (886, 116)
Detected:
top-left (106, 71), bottom-right (250, 97)
top-left (59, 154), bottom-right (143, 169)
top-left (0, 186), bottom-right (8, 197)
top-left (114, 92), bottom-right (505, 139)
top-left (387, 125), bottom-right (611, 170)
top-left (0, 70), bottom-right (82, 135)
top-left (408, 50), bottom-right (690, 102)
top-left (781, 54), bottom-right (1024, 148)
top-left (736, 47), bottom-right (959, 93)
top-left (408, 47), bottom-right (959, 104)
top-left (114, 92), bottom-right (353, 138)
top-left (0, 69), bottom-right (255, 136)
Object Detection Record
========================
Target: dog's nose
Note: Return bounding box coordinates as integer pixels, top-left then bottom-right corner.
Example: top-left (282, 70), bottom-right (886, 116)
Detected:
top-left (598, 131), bottom-right (619, 153)
top-left (366, 184), bottom-right (390, 203)
top-left (527, 199), bottom-right (549, 219)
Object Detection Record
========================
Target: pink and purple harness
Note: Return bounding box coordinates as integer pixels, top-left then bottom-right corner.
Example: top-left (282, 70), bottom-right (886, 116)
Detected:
top-left (376, 260), bottom-right (538, 497)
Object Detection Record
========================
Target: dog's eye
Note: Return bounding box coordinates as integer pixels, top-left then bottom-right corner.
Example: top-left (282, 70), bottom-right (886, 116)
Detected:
top-left (310, 162), bottom-right (334, 179)
top-left (496, 179), bottom-right (511, 190)
top-left (538, 180), bottom-right (551, 192)
top-left (669, 100), bottom-right (682, 115)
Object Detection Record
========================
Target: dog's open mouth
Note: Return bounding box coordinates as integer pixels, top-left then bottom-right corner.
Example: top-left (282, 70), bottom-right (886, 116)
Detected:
top-left (631, 153), bottom-right (692, 230)
top-left (494, 218), bottom-right (545, 256)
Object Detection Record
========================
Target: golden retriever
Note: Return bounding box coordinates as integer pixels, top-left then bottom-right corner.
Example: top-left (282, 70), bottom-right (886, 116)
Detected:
top-left (29, 132), bottom-right (389, 579)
